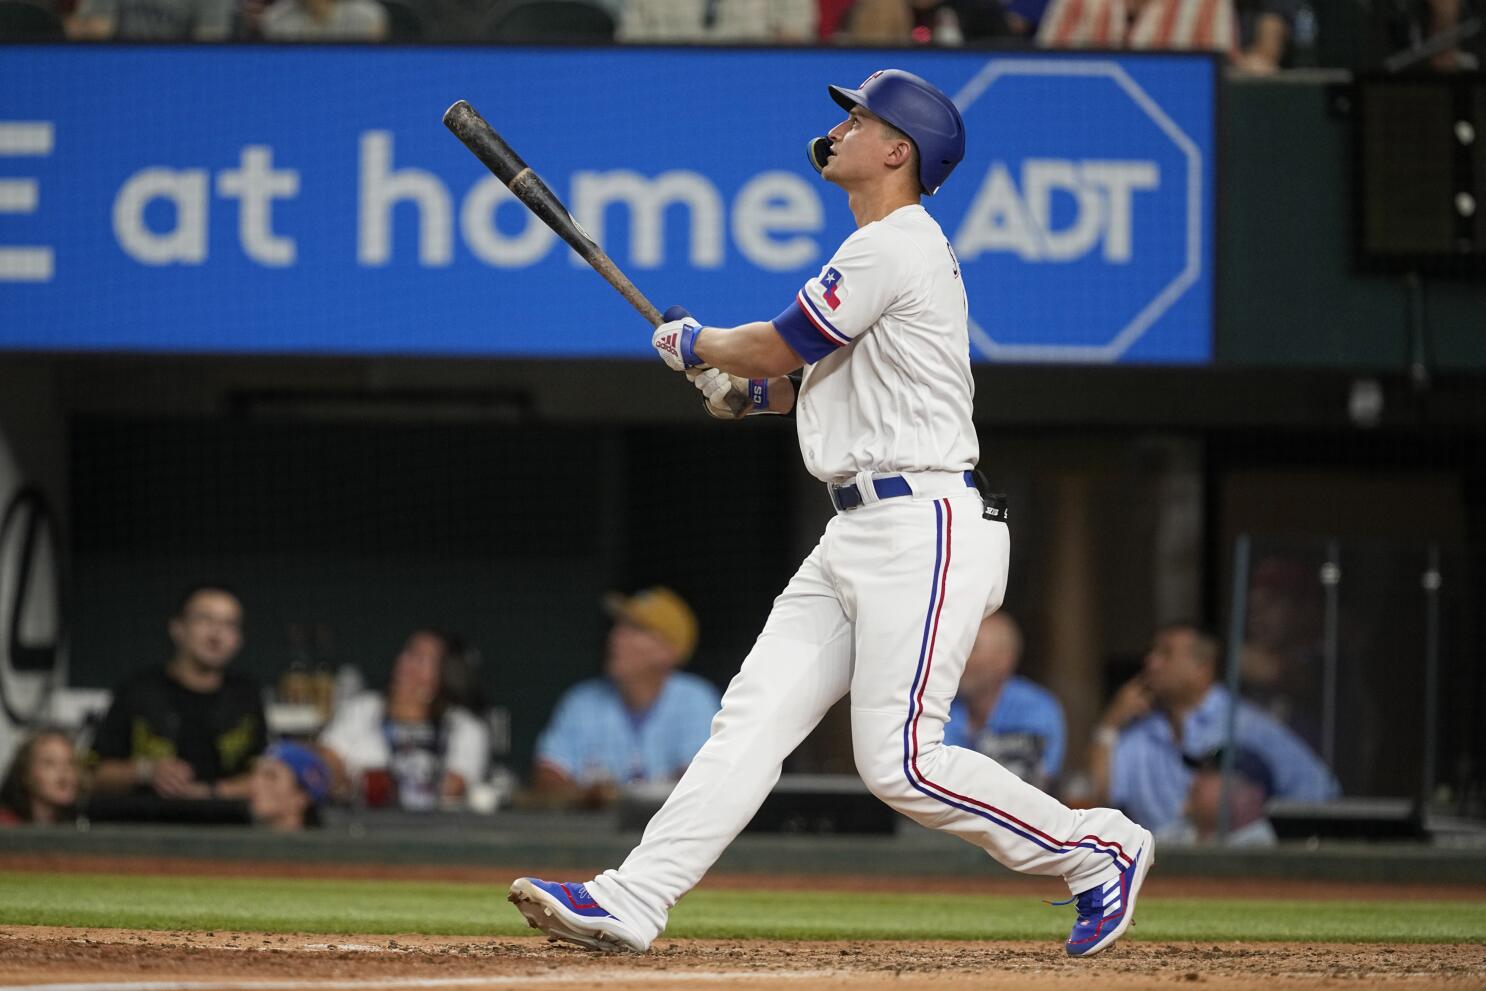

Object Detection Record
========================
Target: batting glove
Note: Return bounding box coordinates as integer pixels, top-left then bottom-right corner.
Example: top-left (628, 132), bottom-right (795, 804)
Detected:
top-left (693, 368), bottom-right (773, 420)
top-left (653, 317), bottom-right (703, 371)
top-left (693, 367), bottom-right (747, 420)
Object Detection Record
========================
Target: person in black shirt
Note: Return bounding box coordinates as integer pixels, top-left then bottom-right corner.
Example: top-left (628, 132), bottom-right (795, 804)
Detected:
top-left (91, 584), bottom-right (267, 801)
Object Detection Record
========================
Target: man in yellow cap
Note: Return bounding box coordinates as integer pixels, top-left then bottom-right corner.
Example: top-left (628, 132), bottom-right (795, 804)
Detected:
top-left (529, 587), bottom-right (720, 809)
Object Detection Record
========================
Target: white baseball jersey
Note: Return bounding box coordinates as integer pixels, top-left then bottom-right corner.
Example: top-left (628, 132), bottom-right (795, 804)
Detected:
top-left (770, 204), bottom-right (978, 483)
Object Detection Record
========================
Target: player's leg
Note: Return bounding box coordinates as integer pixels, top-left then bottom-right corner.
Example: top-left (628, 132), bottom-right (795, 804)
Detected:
top-left (840, 493), bottom-right (1152, 953)
top-left (552, 544), bottom-right (854, 948)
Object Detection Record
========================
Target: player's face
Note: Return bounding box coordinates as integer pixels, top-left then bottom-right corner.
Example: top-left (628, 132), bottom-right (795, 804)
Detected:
top-left (169, 590), bottom-right (244, 670)
top-left (821, 107), bottom-right (902, 188)
top-left (28, 734), bottom-right (79, 810)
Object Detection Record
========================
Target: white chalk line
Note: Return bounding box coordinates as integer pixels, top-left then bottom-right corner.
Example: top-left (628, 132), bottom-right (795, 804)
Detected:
top-left (0, 971), bottom-right (840, 991)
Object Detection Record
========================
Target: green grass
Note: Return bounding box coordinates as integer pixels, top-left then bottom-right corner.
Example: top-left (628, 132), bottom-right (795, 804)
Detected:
top-left (1, 871), bottom-right (1482, 944)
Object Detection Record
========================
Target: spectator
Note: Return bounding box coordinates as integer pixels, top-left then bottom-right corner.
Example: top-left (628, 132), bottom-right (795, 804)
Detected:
top-left (0, 729), bottom-right (80, 826)
top-left (616, 0), bottom-right (813, 42)
top-left (249, 741), bottom-right (330, 831)
top-left (65, 0), bottom-right (232, 39)
top-left (258, 0), bottom-right (386, 40)
top-left (1161, 746), bottom-right (1278, 847)
top-left (91, 584), bottom-right (267, 801)
top-left (318, 629), bottom-right (489, 811)
top-left (1233, 0), bottom-right (1300, 74)
top-left (530, 587), bottom-right (718, 809)
top-left (943, 612), bottom-right (1066, 789)
top-left (1087, 622), bottom-right (1338, 834)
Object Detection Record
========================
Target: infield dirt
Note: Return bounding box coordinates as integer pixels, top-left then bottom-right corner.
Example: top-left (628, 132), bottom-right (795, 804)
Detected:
top-left (3, 926), bottom-right (1485, 991)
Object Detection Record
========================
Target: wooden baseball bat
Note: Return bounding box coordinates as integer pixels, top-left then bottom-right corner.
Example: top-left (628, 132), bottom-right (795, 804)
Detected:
top-left (442, 100), bottom-right (748, 416)
top-left (442, 99), bottom-right (661, 325)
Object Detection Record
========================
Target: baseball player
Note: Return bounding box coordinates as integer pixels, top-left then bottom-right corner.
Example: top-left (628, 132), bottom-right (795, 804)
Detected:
top-left (509, 69), bottom-right (1155, 959)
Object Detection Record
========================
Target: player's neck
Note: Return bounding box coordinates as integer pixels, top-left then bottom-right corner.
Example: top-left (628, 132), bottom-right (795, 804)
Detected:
top-left (846, 185), bottom-right (920, 228)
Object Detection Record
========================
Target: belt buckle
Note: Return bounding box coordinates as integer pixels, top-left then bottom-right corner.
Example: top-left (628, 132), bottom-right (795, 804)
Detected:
top-left (829, 483), bottom-right (846, 512)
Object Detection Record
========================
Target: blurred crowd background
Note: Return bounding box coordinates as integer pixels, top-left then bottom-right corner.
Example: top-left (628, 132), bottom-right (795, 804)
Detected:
top-left (0, 0), bottom-right (1478, 74)
top-left (0, 8), bottom-right (1482, 853)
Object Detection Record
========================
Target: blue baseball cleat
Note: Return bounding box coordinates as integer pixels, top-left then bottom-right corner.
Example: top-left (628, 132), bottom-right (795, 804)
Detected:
top-left (508, 877), bottom-right (647, 953)
top-left (1063, 829), bottom-right (1156, 958)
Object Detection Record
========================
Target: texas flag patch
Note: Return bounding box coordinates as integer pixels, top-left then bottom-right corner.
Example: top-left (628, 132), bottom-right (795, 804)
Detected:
top-left (820, 267), bottom-right (845, 310)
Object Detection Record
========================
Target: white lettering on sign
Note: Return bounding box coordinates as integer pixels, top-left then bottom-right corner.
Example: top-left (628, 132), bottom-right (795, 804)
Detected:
top-left (732, 171), bottom-right (821, 272)
top-left (359, 130), bottom-right (452, 267)
top-left (93, 131), bottom-right (832, 274)
top-left (216, 145), bottom-right (300, 267)
top-left (572, 170), bottom-right (724, 269)
top-left (460, 175), bottom-right (557, 267)
top-left (0, 122), bottom-right (54, 282)
top-left (954, 160), bottom-right (1160, 264)
top-left (113, 168), bottom-right (209, 265)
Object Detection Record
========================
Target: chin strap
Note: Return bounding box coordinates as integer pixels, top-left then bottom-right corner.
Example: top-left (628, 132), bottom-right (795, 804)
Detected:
top-left (807, 136), bottom-right (833, 175)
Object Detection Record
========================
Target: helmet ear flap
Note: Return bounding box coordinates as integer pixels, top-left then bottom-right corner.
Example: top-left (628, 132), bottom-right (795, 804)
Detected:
top-left (807, 136), bottom-right (833, 175)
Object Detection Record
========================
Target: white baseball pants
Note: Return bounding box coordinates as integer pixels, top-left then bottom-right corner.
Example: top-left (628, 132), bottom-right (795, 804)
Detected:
top-left (587, 481), bottom-right (1145, 946)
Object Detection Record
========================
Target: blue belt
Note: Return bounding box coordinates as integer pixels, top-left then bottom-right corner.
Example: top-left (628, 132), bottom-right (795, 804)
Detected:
top-left (829, 471), bottom-right (976, 512)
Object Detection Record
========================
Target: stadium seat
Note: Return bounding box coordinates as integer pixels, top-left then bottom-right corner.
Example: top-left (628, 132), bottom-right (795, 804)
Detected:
top-left (0, 0), bottom-right (64, 40)
top-left (484, 0), bottom-right (614, 41)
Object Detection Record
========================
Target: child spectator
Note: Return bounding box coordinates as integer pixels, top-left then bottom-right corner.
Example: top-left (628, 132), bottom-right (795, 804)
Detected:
top-left (249, 741), bottom-right (331, 831)
top-left (0, 729), bottom-right (81, 826)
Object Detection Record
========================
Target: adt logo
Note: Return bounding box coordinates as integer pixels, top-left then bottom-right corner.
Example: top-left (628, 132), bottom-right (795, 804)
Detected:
top-left (939, 60), bottom-right (1209, 364)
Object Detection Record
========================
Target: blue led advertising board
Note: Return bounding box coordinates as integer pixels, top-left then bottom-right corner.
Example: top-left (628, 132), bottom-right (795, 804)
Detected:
top-left (0, 46), bottom-right (1215, 363)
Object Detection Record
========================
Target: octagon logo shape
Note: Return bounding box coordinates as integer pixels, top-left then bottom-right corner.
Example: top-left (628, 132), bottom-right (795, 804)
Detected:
top-left (939, 59), bottom-right (1208, 364)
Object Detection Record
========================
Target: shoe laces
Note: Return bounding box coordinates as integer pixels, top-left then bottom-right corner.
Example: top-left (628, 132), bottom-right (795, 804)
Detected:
top-left (1045, 887), bottom-right (1103, 921)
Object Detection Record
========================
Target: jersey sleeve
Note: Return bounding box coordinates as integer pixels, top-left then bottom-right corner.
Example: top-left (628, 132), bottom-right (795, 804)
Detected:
top-left (771, 226), bottom-right (907, 364)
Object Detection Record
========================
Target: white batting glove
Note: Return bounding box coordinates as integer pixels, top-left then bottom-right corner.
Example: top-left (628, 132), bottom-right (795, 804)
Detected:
top-left (653, 317), bottom-right (703, 371)
top-left (692, 367), bottom-right (750, 420)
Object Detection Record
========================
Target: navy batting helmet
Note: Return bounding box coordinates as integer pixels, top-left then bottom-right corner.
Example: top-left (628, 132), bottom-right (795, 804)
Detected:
top-left (816, 69), bottom-right (966, 196)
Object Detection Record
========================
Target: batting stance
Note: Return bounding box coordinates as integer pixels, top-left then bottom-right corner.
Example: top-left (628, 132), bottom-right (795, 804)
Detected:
top-left (510, 69), bottom-right (1155, 959)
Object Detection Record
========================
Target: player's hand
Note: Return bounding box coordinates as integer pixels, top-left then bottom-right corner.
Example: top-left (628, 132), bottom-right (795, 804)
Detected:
top-left (1100, 677), bottom-right (1155, 732)
top-left (653, 315), bottom-right (704, 371)
top-left (692, 367), bottom-right (750, 420)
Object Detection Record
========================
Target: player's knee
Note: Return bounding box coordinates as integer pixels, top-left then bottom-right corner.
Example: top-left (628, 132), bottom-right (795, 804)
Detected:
top-left (850, 719), bottom-right (917, 806)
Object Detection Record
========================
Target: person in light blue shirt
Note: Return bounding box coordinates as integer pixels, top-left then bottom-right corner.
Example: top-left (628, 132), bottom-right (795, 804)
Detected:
top-left (1089, 623), bottom-right (1340, 834)
top-left (532, 587), bottom-right (720, 808)
top-left (943, 612), bottom-right (1066, 790)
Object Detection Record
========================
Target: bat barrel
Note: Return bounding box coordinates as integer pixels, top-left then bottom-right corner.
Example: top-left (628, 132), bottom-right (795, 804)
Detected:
top-left (443, 100), bottom-right (529, 186)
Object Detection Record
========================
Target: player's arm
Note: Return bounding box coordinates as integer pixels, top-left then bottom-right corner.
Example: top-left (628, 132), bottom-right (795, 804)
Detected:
top-left (693, 321), bottom-right (804, 379)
